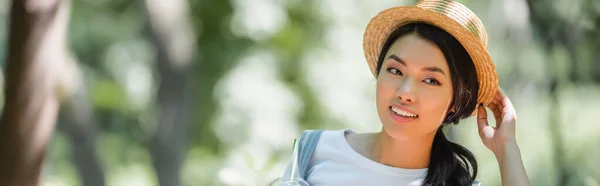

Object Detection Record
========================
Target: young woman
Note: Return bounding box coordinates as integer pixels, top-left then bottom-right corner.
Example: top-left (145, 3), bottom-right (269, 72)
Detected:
top-left (282, 0), bottom-right (531, 185)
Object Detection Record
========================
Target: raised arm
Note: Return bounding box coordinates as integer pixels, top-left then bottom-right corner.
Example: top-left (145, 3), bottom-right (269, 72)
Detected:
top-left (476, 88), bottom-right (531, 186)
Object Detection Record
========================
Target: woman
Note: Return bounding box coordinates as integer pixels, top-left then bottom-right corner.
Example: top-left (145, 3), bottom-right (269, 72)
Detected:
top-left (282, 0), bottom-right (531, 185)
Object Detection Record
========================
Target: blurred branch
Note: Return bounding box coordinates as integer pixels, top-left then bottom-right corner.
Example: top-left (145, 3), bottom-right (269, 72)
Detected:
top-left (59, 59), bottom-right (106, 186)
top-left (144, 0), bottom-right (196, 185)
top-left (0, 0), bottom-right (71, 185)
top-left (547, 76), bottom-right (568, 186)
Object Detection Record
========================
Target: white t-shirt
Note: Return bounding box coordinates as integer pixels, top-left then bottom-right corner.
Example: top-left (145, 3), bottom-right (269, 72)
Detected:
top-left (304, 129), bottom-right (481, 186)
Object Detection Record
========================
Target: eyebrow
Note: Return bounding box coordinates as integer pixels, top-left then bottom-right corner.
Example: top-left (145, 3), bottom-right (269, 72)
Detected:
top-left (387, 54), bottom-right (447, 76)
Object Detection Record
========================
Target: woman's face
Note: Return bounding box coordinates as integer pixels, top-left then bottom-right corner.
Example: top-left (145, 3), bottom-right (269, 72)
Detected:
top-left (376, 33), bottom-right (454, 140)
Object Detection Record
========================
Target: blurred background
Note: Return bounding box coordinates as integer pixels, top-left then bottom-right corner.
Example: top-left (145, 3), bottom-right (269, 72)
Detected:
top-left (0, 0), bottom-right (599, 185)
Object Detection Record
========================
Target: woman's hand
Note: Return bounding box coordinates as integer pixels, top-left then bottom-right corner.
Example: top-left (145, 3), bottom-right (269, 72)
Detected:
top-left (476, 87), bottom-right (531, 186)
top-left (476, 87), bottom-right (517, 155)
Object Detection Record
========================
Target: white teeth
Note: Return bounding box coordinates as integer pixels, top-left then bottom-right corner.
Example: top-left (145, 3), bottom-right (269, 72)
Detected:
top-left (391, 107), bottom-right (417, 117)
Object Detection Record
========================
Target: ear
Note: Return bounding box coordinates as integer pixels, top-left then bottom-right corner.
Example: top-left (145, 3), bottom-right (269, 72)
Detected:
top-left (449, 105), bottom-right (456, 112)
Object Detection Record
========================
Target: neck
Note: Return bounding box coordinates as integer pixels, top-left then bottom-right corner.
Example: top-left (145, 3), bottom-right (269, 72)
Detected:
top-left (371, 128), bottom-right (437, 169)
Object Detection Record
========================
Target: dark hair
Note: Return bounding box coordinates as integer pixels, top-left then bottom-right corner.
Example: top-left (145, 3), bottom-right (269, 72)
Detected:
top-left (376, 23), bottom-right (479, 186)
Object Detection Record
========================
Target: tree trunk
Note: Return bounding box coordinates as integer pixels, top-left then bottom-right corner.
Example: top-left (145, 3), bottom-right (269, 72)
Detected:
top-left (144, 0), bottom-right (196, 185)
top-left (0, 0), bottom-right (71, 185)
top-left (548, 77), bottom-right (568, 186)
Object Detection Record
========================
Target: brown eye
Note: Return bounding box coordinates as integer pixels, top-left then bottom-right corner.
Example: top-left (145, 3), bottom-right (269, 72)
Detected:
top-left (424, 78), bottom-right (441, 85)
top-left (387, 68), bottom-right (403, 75)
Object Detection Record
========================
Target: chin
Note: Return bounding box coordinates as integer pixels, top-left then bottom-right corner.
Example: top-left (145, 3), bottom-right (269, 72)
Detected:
top-left (380, 120), bottom-right (418, 140)
top-left (380, 118), bottom-right (440, 141)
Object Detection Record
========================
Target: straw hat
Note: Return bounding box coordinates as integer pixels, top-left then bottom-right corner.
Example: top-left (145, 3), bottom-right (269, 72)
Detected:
top-left (363, 0), bottom-right (499, 107)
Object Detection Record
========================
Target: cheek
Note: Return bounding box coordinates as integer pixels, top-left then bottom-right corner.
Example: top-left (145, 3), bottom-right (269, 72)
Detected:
top-left (419, 87), bottom-right (453, 121)
top-left (375, 77), bottom-right (397, 104)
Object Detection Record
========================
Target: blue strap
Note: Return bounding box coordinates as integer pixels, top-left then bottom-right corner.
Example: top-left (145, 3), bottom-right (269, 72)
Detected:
top-left (297, 130), bottom-right (324, 179)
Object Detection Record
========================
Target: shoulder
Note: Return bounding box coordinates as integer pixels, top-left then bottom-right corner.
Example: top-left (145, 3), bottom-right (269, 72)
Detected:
top-left (301, 129), bottom-right (377, 152)
top-left (472, 180), bottom-right (482, 186)
top-left (299, 128), bottom-right (378, 163)
top-left (299, 129), bottom-right (348, 145)
top-left (298, 129), bottom-right (348, 158)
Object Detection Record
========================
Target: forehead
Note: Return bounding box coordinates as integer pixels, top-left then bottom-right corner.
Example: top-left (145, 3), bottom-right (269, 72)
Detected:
top-left (385, 33), bottom-right (449, 69)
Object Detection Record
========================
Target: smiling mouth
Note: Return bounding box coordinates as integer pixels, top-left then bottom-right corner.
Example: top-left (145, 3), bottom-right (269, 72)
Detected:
top-left (389, 106), bottom-right (418, 118)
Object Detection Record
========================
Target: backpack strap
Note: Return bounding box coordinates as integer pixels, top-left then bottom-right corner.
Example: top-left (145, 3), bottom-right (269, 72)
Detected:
top-left (297, 130), bottom-right (324, 179)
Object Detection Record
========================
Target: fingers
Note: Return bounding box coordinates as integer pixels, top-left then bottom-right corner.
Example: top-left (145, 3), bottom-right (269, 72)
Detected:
top-left (487, 102), bottom-right (502, 122)
top-left (477, 105), bottom-right (488, 132)
top-left (497, 88), bottom-right (515, 112)
top-left (477, 106), bottom-right (497, 139)
top-left (491, 87), bottom-right (518, 129)
top-left (491, 96), bottom-right (502, 107)
top-left (497, 88), bottom-right (517, 120)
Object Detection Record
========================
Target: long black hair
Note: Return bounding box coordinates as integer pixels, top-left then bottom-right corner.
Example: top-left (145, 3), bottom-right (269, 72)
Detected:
top-left (376, 23), bottom-right (480, 186)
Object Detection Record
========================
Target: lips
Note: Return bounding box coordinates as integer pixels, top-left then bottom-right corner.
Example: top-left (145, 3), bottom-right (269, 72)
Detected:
top-left (391, 106), bottom-right (417, 117)
top-left (389, 105), bottom-right (418, 124)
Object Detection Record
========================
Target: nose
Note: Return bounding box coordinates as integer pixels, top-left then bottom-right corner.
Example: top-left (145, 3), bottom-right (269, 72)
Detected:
top-left (396, 78), bottom-right (416, 103)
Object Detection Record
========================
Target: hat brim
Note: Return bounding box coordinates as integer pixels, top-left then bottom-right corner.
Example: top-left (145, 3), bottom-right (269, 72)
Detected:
top-left (363, 6), bottom-right (499, 113)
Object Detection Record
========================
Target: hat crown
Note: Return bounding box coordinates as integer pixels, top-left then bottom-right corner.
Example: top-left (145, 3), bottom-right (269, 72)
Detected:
top-left (415, 0), bottom-right (488, 48)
